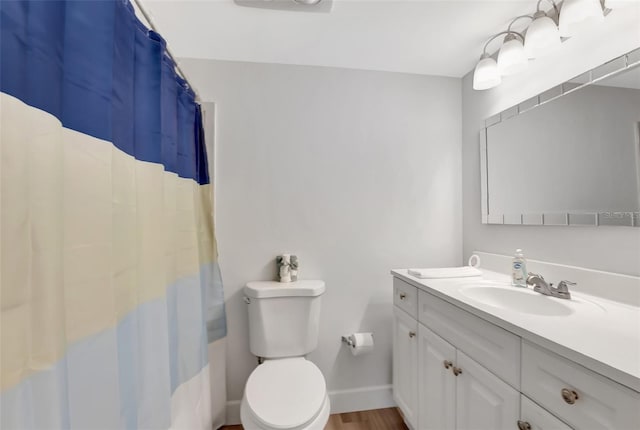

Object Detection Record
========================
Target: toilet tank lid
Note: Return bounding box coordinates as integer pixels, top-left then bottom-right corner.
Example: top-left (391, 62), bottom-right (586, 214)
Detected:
top-left (244, 280), bottom-right (325, 298)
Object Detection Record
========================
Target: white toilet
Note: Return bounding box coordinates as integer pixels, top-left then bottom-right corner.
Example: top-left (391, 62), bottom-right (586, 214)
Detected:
top-left (241, 280), bottom-right (330, 430)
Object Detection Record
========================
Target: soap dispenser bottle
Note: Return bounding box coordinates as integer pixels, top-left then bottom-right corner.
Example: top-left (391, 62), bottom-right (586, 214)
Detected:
top-left (512, 249), bottom-right (527, 287)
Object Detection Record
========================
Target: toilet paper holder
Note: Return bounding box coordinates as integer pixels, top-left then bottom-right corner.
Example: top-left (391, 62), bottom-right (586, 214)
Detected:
top-left (341, 333), bottom-right (375, 356)
top-left (341, 335), bottom-right (354, 347)
top-left (341, 333), bottom-right (373, 346)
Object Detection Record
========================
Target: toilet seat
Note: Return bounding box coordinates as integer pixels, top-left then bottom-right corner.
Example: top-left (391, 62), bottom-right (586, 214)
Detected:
top-left (244, 358), bottom-right (327, 429)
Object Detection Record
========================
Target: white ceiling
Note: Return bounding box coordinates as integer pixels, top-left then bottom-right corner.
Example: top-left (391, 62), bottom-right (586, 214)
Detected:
top-left (141, 0), bottom-right (542, 77)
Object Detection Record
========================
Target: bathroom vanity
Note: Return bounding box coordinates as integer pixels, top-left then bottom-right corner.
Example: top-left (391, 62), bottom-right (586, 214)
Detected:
top-left (391, 267), bottom-right (640, 430)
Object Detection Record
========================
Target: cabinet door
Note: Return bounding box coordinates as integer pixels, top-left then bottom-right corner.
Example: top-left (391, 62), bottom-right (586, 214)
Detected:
top-left (455, 350), bottom-right (519, 430)
top-left (418, 324), bottom-right (456, 430)
top-left (393, 306), bottom-right (418, 429)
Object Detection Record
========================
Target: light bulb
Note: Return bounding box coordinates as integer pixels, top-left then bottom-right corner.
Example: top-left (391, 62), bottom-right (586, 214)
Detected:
top-left (559, 0), bottom-right (604, 37)
top-left (524, 13), bottom-right (562, 59)
top-left (497, 35), bottom-right (528, 76)
top-left (473, 54), bottom-right (502, 90)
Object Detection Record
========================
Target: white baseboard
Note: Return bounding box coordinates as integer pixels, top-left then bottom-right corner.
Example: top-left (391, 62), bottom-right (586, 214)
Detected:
top-left (328, 384), bottom-right (396, 414)
top-left (224, 384), bottom-right (396, 425)
top-left (225, 400), bottom-right (241, 426)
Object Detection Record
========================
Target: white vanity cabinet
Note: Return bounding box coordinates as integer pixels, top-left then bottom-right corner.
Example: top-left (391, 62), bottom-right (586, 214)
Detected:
top-left (391, 275), bottom-right (640, 430)
top-left (392, 278), bottom-right (420, 428)
top-left (393, 306), bottom-right (418, 429)
top-left (417, 324), bottom-right (519, 430)
top-left (393, 278), bottom-right (519, 430)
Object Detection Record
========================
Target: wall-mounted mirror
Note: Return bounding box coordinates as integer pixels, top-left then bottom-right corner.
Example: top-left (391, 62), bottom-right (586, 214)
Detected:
top-left (480, 48), bottom-right (640, 227)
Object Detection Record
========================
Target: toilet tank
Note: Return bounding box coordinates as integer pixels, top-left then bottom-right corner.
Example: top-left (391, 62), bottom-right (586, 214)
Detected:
top-left (244, 280), bottom-right (325, 358)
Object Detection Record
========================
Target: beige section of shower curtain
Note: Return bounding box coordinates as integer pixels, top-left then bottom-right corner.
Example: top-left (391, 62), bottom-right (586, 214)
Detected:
top-left (0, 93), bottom-right (214, 392)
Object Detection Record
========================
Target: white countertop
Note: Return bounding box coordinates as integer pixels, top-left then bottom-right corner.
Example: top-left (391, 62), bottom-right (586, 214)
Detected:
top-left (391, 268), bottom-right (640, 393)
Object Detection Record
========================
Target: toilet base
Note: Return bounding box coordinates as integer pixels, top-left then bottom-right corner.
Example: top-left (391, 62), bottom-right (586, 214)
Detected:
top-left (240, 393), bottom-right (330, 430)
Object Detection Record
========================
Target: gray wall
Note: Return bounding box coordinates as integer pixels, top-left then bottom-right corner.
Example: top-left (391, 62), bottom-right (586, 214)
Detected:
top-left (181, 59), bottom-right (462, 406)
top-left (462, 11), bottom-right (640, 276)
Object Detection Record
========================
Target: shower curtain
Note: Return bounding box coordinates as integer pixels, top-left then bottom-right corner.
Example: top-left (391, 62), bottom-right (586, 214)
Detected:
top-left (0, 1), bottom-right (227, 429)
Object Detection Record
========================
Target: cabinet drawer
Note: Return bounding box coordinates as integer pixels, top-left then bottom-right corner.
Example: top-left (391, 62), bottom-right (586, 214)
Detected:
top-left (418, 290), bottom-right (520, 389)
top-left (522, 341), bottom-right (640, 430)
top-left (394, 278), bottom-right (418, 318)
top-left (520, 395), bottom-right (572, 430)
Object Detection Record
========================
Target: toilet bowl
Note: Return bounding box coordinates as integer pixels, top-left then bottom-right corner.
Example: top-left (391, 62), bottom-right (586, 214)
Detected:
top-left (240, 358), bottom-right (330, 430)
top-left (241, 281), bottom-right (329, 430)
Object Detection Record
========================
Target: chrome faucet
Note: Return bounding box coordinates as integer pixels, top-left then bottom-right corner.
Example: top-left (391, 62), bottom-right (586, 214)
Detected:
top-left (526, 273), bottom-right (574, 300)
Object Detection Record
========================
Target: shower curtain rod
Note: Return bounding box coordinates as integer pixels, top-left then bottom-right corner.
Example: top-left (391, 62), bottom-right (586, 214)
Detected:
top-left (131, 0), bottom-right (201, 102)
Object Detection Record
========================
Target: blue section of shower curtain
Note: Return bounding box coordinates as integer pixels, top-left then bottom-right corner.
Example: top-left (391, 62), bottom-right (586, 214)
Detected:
top-left (0, 0), bottom-right (210, 185)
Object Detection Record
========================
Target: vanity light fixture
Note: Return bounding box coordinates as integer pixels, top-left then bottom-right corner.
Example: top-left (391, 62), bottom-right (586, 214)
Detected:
top-left (524, 1), bottom-right (562, 58)
top-left (472, 0), bottom-right (611, 91)
top-left (559, 0), bottom-right (605, 37)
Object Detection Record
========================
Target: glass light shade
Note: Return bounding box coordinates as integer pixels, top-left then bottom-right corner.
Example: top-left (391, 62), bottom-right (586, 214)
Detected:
top-left (473, 55), bottom-right (501, 90)
top-left (524, 15), bottom-right (561, 59)
top-left (497, 37), bottom-right (528, 76)
top-left (559, 0), bottom-right (604, 37)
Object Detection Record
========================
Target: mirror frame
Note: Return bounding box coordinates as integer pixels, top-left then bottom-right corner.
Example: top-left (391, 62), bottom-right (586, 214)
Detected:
top-left (480, 47), bottom-right (640, 227)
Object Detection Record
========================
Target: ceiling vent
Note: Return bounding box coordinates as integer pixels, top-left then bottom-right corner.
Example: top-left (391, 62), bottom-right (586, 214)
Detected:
top-left (234, 0), bottom-right (333, 13)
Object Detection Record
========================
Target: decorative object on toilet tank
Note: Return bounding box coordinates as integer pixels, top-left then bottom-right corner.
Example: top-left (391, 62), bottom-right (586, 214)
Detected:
top-left (276, 253), bottom-right (297, 282)
top-left (290, 255), bottom-right (299, 281)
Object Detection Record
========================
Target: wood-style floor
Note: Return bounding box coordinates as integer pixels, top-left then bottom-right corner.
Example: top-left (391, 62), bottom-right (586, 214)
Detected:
top-left (220, 407), bottom-right (408, 430)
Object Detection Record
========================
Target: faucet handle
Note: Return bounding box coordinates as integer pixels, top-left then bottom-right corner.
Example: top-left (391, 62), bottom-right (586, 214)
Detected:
top-left (557, 280), bottom-right (576, 290)
top-left (555, 280), bottom-right (575, 299)
top-left (526, 273), bottom-right (543, 283)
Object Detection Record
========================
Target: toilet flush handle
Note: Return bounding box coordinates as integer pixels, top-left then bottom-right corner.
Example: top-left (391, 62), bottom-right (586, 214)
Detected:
top-left (244, 296), bottom-right (251, 304)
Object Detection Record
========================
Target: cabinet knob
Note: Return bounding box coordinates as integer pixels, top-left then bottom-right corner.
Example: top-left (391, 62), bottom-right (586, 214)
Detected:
top-left (408, 331), bottom-right (416, 338)
top-left (517, 420), bottom-right (532, 430)
top-left (561, 388), bottom-right (579, 405)
top-left (399, 293), bottom-right (407, 300)
top-left (452, 366), bottom-right (462, 376)
top-left (443, 360), bottom-right (452, 369)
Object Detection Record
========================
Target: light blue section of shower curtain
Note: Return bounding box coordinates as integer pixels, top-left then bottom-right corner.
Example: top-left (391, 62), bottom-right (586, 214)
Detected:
top-left (0, 264), bottom-right (221, 430)
top-left (206, 261), bottom-right (228, 343)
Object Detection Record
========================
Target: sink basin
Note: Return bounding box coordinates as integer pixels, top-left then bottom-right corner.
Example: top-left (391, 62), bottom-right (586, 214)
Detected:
top-left (459, 285), bottom-right (575, 316)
